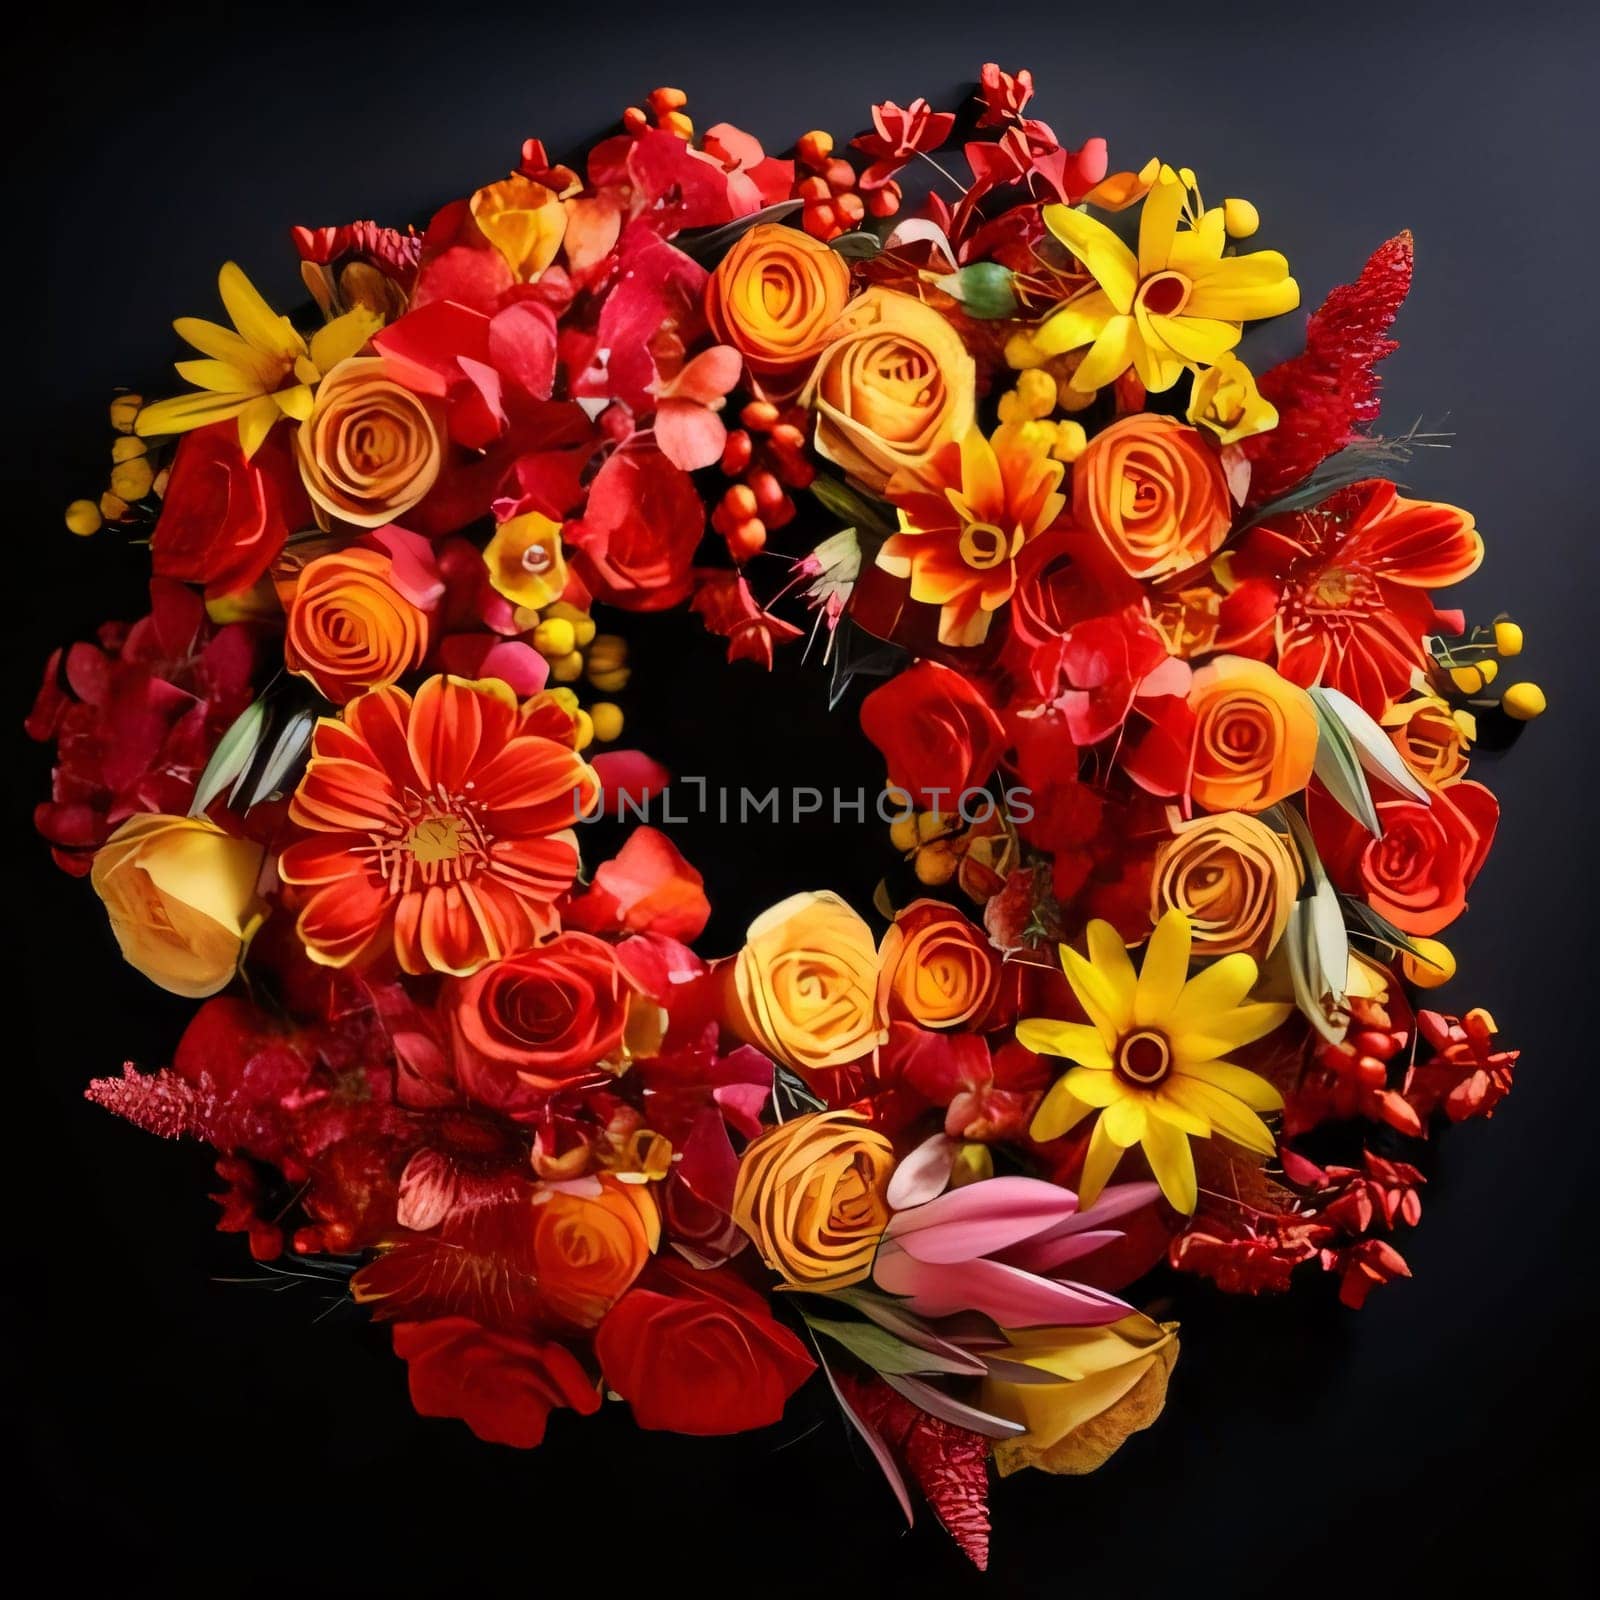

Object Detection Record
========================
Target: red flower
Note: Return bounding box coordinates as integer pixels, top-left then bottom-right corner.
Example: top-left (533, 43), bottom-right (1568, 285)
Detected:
top-left (1051, 609), bottom-right (1191, 746)
top-left (445, 931), bottom-right (630, 1107)
top-left (392, 1317), bottom-right (600, 1447)
top-left (851, 98), bottom-right (957, 190)
top-left (1169, 1218), bottom-right (1329, 1296)
top-left (689, 572), bottom-right (803, 669)
top-left (976, 63), bottom-right (1039, 128)
top-left (151, 420), bottom-right (310, 596)
top-left (1310, 778), bottom-right (1498, 937)
top-left (563, 825), bottom-right (711, 942)
top-left (1322, 1237), bottom-right (1411, 1309)
top-left (27, 580), bottom-right (256, 873)
top-left (566, 446), bottom-right (704, 612)
top-left (860, 660), bottom-right (1007, 811)
top-left (1405, 1008), bottom-right (1520, 1122)
top-left (594, 1257), bottom-right (814, 1434)
top-left (280, 676), bottom-right (599, 975)
top-left (1223, 479), bottom-right (1483, 715)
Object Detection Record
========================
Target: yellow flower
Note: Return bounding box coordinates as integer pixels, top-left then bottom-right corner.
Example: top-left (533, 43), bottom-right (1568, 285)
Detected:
top-left (1017, 909), bottom-right (1289, 1213)
top-left (1185, 351), bottom-right (1278, 444)
top-left (135, 262), bottom-right (383, 458)
top-left (483, 511), bottom-right (568, 610)
top-left (470, 175), bottom-right (568, 282)
top-left (1015, 166), bottom-right (1298, 395)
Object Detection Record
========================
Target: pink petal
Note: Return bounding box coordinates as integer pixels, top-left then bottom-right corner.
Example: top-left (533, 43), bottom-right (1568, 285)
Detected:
top-left (873, 1246), bottom-right (1131, 1328)
top-left (654, 397), bottom-right (728, 472)
top-left (996, 1228), bottom-right (1125, 1275)
top-left (884, 1174), bottom-right (1080, 1263)
top-left (885, 1134), bottom-right (958, 1211)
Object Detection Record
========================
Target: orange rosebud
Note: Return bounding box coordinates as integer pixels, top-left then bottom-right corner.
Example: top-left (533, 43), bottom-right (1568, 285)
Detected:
top-left (1187, 655), bottom-right (1319, 813)
top-left (731, 1109), bottom-right (894, 1290)
top-left (877, 899), bottom-right (1001, 1029)
top-left (1382, 691), bottom-right (1473, 787)
top-left (1071, 413), bottom-right (1232, 581)
top-left (706, 223), bottom-right (854, 385)
top-left (1150, 812), bottom-right (1300, 957)
top-left (285, 546), bottom-right (430, 704)
top-left (800, 288), bottom-right (976, 493)
top-left (531, 1177), bottom-right (660, 1329)
top-left (728, 891), bottom-right (886, 1074)
top-left (296, 357), bottom-right (444, 529)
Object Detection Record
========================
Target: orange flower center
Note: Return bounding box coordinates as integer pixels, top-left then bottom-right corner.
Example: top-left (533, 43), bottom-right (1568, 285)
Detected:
top-left (1116, 1028), bottom-right (1173, 1086)
top-left (366, 795), bottom-right (493, 894)
top-left (957, 520), bottom-right (1010, 572)
top-left (1138, 271), bottom-right (1191, 317)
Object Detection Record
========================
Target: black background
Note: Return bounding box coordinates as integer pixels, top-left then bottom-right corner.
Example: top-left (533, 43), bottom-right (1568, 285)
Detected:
top-left (6, 2), bottom-right (1599, 1592)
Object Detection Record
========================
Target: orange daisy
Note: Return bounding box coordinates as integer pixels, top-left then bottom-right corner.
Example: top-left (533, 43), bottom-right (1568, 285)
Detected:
top-left (280, 675), bottom-right (599, 976)
top-left (878, 422), bottom-right (1065, 646)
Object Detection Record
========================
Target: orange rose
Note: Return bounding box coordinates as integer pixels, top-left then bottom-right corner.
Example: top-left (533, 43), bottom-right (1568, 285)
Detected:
top-left (284, 546), bottom-right (430, 703)
top-left (877, 899), bottom-right (1001, 1029)
top-left (1071, 414), bottom-right (1232, 580)
top-left (731, 1109), bottom-right (894, 1290)
top-left (1382, 690), bottom-right (1472, 787)
top-left (706, 223), bottom-right (854, 384)
top-left (1150, 812), bottom-right (1300, 957)
top-left (531, 1177), bottom-right (660, 1329)
top-left (296, 356), bottom-right (443, 528)
top-left (800, 288), bottom-right (975, 492)
top-left (1187, 655), bottom-right (1318, 813)
top-left (727, 891), bottom-right (887, 1073)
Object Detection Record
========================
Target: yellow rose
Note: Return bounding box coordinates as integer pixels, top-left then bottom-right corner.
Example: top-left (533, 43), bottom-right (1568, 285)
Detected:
top-left (728, 891), bottom-right (886, 1073)
top-left (1150, 812), bottom-right (1300, 957)
top-left (1185, 352), bottom-right (1278, 444)
top-left (91, 815), bottom-right (267, 998)
top-left (800, 288), bottom-right (975, 493)
top-left (731, 1109), bottom-right (894, 1289)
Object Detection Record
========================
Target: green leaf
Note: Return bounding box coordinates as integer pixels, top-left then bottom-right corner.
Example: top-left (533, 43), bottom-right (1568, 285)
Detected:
top-left (190, 699), bottom-right (268, 818)
top-left (1311, 685), bottom-right (1430, 805)
top-left (800, 1309), bottom-right (985, 1378)
top-left (679, 200), bottom-right (804, 263)
top-left (1282, 807), bottom-right (1350, 1043)
top-left (1308, 689), bottom-right (1382, 836)
top-left (809, 474), bottom-right (896, 537)
top-left (1344, 896), bottom-right (1436, 964)
top-left (829, 230), bottom-right (883, 260)
top-left (933, 262), bottom-right (1018, 319)
top-left (242, 707), bottom-right (318, 809)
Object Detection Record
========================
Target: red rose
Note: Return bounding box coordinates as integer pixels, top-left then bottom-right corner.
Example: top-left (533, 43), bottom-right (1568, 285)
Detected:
top-left (595, 1258), bottom-right (814, 1434)
top-left (860, 660), bottom-right (1007, 812)
top-left (566, 446), bottom-right (703, 611)
top-left (151, 420), bottom-right (309, 597)
top-left (1311, 778), bottom-right (1498, 936)
top-left (392, 1317), bottom-right (600, 1448)
top-left (447, 932), bottom-right (629, 1108)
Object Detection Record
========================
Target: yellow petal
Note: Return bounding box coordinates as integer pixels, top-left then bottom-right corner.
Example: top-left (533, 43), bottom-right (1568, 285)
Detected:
top-left (1041, 205), bottom-right (1139, 314)
top-left (1085, 921), bottom-right (1138, 1013)
top-left (1059, 943), bottom-right (1128, 1044)
top-left (1060, 1065), bottom-right (1124, 1108)
top-left (1175, 1002), bottom-right (1293, 1057)
top-left (1069, 314), bottom-right (1139, 393)
top-left (1134, 908), bottom-right (1190, 1026)
top-left (235, 394), bottom-right (282, 459)
top-left (272, 384), bottom-right (315, 422)
top-left (1149, 1090), bottom-right (1211, 1139)
top-left (1101, 1095), bottom-right (1147, 1147)
top-left (1143, 311), bottom-right (1240, 368)
top-left (175, 358), bottom-right (264, 395)
top-left (1167, 209), bottom-right (1227, 272)
top-left (1184, 252), bottom-right (1300, 321)
top-left (1176, 1056), bottom-right (1284, 1111)
top-left (1169, 952), bottom-right (1259, 1032)
top-left (218, 261), bottom-right (305, 361)
top-left (1137, 173), bottom-right (1187, 277)
top-left (134, 390), bottom-right (251, 437)
top-left (1127, 326), bottom-right (1187, 393)
top-left (1014, 1019), bottom-right (1113, 1069)
top-left (1030, 1078), bottom-right (1097, 1142)
top-left (1077, 1116), bottom-right (1126, 1208)
top-left (1165, 1076), bottom-right (1276, 1156)
top-left (309, 307), bottom-right (384, 375)
top-left (1030, 289), bottom-right (1117, 357)
top-left (174, 317), bottom-right (285, 386)
top-left (1140, 1115), bottom-right (1197, 1213)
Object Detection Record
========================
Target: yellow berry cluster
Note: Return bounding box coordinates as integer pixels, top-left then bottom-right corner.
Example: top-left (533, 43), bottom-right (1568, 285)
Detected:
top-left (65, 394), bottom-right (163, 536)
top-left (525, 601), bottom-right (629, 746)
top-left (1436, 616), bottom-right (1545, 722)
top-left (996, 369), bottom-right (1088, 460)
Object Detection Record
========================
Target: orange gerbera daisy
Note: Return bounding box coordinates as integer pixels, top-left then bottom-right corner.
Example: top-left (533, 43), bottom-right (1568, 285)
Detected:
top-left (280, 675), bottom-right (599, 976)
top-left (878, 422), bottom-right (1066, 647)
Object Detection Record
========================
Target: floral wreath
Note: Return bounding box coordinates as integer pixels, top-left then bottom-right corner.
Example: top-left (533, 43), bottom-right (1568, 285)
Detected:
top-left (31, 65), bottom-right (1544, 1570)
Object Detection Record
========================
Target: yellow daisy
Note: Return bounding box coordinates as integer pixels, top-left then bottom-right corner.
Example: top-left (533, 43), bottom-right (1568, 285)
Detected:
top-left (135, 262), bottom-right (382, 458)
top-left (1014, 165), bottom-right (1298, 395)
top-left (1017, 909), bottom-right (1290, 1213)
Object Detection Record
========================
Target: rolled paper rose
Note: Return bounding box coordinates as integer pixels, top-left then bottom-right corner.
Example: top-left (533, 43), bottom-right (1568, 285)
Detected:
top-left (731, 1108), bottom-right (895, 1290)
top-left (878, 898), bottom-right (1001, 1029)
top-left (91, 814), bottom-right (266, 998)
top-left (1187, 654), bottom-right (1318, 813)
top-left (296, 356), bottom-right (443, 528)
top-left (446, 931), bottom-right (630, 1107)
top-left (1382, 691), bottom-right (1472, 787)
top-left (530, 1176), bottom-right (660, 1329)
top-left (1150, 812), bottom-right (1300, 957)
top-left (727, 890), bottom-right (887, 1073)
top-left (801, 287), bottom-right (975, 493)
top-left (284, 545), bottom-right (430, 703)
top-left (706, 222), bottom-right (853, 385)
top-left (1071, 413), bottom-right (1232, 581)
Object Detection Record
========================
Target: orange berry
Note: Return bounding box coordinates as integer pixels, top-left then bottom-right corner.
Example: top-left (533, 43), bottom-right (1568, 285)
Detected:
top-left (728, 518), bottom-right (767, 560)
top-left (765, 494), bottom-right (796, 531)
top-left (661, 111), bottom-right (693, 140)
top-left (622, 106), bottom-right (648, 134)
top-left (801, 202), bottom-right (839, 240)
top-left (723, 483), bottom-right (759, 520)
top-left (720, 428), bottom-right (753, 474)
top-left (867, 183), bottom-right (901, 218)
top-left (648, 86), bottom-right (687, 113)
top-left (823, 158), bottom-right (857, 192)
top-left (770, 422), bottom-right (807, 453)
top-left (741, 400), bottom-right (780, 432)
top-left (836, 192), bottom-right (865, 227)
top-left (796, 130), bottom-right (834, 169)
top-left (796, 174), bottom-right (831, 202)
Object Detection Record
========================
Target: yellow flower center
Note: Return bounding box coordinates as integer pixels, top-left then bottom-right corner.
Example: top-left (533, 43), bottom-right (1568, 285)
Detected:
top-left (405, 815), bottom-right (465, 865)
top-left (957, 520), bottom-right (1011, 572)
top-left (1312, 567), bottom-right (1358, 607)
top-left (1116, 1029), bottom-right (1173, 1086)
top-left (1137, 271), bottom-right (1191, 318)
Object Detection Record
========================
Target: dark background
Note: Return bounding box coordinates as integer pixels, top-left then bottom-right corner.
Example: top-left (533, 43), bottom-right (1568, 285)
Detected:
top-left (5, 2), bottom-right (1598, 1592)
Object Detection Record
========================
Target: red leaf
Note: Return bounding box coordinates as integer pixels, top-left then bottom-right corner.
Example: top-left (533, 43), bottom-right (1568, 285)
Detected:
top-left (1244, 232), bottom-right (1414, 504)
